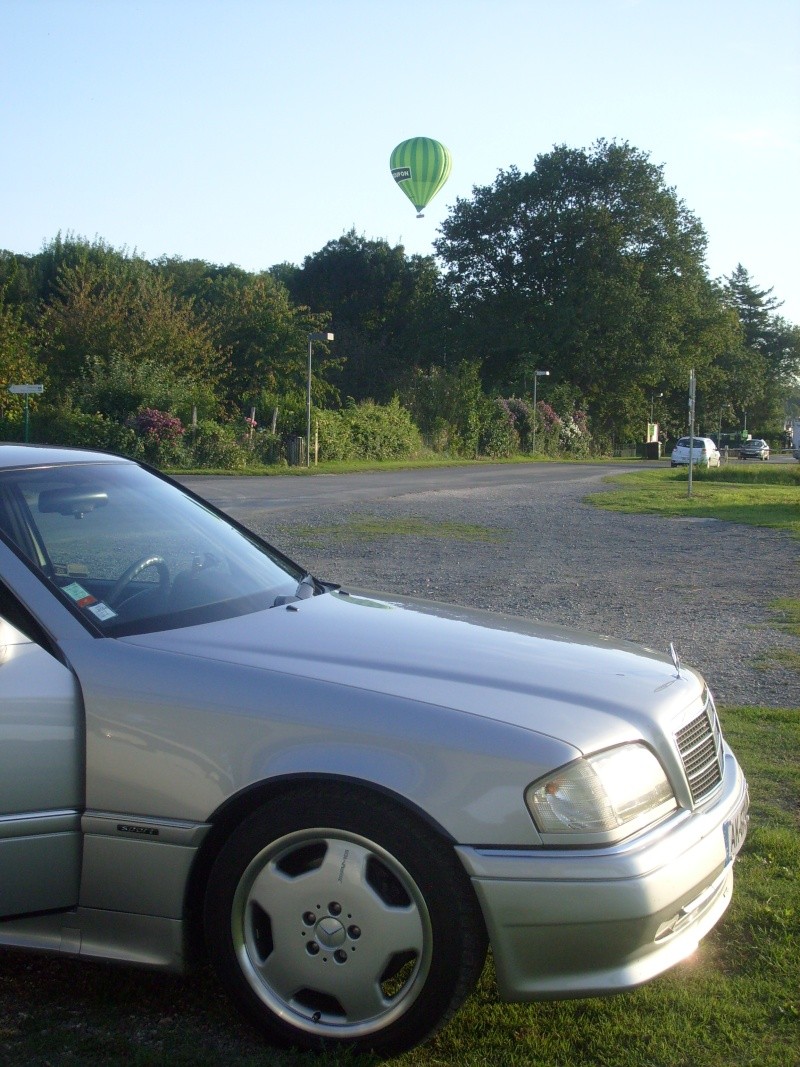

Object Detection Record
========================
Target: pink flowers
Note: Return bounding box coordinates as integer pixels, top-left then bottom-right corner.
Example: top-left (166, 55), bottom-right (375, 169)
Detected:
top-left (128, 408), bottom-right (184, 444)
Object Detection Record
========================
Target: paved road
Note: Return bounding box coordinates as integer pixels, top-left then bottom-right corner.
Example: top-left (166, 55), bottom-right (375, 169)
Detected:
top-left (179, 462), bottom-right (640, 517)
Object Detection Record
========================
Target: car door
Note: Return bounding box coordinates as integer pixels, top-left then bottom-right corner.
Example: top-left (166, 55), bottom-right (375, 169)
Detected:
top-left (0, 603), bottom-right (83, 915)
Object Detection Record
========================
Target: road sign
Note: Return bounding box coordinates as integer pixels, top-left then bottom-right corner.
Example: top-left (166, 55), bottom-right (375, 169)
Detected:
top-left (7, 384), bottom-right (44, 442)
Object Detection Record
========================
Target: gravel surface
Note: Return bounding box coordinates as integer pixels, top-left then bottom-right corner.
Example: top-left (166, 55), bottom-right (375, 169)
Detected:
top-left (234, 467), bottom-right (799, 709)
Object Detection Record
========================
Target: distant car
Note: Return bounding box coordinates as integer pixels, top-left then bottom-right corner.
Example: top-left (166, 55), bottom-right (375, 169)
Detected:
top-left (670, 437), bottom-right (721, 468)
top-left (0, 445), bottom-right (749, 1055)
top-left (738, 439), bottom-right (770, 461)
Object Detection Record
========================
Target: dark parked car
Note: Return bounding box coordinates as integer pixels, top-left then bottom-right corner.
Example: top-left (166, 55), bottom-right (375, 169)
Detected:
top-left (738, 438), bottom-right (770, 460)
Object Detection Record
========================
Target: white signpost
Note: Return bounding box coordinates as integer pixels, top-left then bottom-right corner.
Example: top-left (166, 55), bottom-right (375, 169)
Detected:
top-left (7, 384), bottom-right (44, 442)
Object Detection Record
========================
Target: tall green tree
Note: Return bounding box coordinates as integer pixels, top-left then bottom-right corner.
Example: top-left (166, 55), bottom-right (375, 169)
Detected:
top-left (435, 140), bottom-right (732, 439)
top-left (283, 230), bottom-right (451, 402)
top-left (208, 272), bottom-right (336, 426)
top-left (38, 251), bottom-right (221, 397)
top-left (723, 265), bottom-right (800, 432)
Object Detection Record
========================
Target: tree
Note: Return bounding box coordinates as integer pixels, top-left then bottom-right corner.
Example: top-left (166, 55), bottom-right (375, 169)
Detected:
top-left (284, 230), bottom-right (450, 402)
top-left (0, 291), bottom-right (42, 421)
top-left (208, 272), bottom-right (337, 429)
top-left (398, 361), bottom-right (485, 455)
top-left (723, 265), bottom-right (800, 432)
top-left (435, 140), bottom-right (728, 440)
top-left (38, 250), bottom-right (221, 396)
top-left (724, 264), bottom-right (782, 347)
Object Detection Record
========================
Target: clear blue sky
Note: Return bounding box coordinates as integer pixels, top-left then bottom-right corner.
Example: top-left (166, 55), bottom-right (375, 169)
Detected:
top-left (2, 0), bottom-right (799, 322)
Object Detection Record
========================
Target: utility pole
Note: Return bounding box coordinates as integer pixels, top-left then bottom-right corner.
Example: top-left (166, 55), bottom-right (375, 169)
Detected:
top-left (687, 369), bottom-right (696, 497)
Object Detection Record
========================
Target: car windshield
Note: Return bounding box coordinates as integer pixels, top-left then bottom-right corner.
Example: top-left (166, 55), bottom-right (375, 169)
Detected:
top-left (0, 461), bottom-right (306, 636)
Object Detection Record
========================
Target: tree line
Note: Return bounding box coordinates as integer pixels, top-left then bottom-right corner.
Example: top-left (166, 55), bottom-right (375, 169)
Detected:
top-left (1, 140), bottom-right (798, 466)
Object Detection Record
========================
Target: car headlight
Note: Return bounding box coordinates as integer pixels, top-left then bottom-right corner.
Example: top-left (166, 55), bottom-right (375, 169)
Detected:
top-left (525, 743), bottom-right (677, 844)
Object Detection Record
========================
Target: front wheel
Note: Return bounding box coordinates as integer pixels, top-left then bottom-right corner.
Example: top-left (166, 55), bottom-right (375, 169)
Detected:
top-left (204, 786), bottom-right (487, 1056)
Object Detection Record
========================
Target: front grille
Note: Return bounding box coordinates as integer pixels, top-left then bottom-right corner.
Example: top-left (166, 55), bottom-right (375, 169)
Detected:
top-left (675, 698), bottom-right (723, 804)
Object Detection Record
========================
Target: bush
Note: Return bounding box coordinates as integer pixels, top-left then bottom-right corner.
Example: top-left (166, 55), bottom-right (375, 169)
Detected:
top-left (479, 398), bottom-right (519, 457)
top-left (503, 397), bottom-right (535, 452)
top-left (560, 410), bottom-right (592, 456)
top-left (399, 362), bottom-right (483, 457)
top-left (183, 421), bottom-right (248, 470)
top-left (344, 397), bottom-right (422, 460)
top-left (74, 353), bottom-right (218, 425)
top-left (127, 408), bottom-right (186, 467)
top-left (315, 399), bottom-right (422, 462)
top-left (250, 431), bottom-right (284, 465)
top-left (535, 401), bottom-right (563, 456)
top-left (314, 409), bottom-right (352, 461)
top-left (26, 409), bottom-right (143, 457)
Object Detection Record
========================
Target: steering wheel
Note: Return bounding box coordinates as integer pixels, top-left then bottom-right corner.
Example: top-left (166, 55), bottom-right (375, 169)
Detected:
top-left (107, 555), bottom-right (170, 608)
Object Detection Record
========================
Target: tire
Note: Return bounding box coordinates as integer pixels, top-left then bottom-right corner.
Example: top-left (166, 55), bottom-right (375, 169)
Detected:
top-left (204, 784), bottom-right (488, 1055)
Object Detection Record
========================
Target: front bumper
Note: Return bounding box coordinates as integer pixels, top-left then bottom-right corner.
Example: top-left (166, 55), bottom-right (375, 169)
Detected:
top-left (457, 753), bottom-right (748, 1001)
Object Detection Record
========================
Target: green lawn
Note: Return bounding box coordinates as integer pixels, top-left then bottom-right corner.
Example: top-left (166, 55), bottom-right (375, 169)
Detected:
top-left (586, 464), bottom-right (800, 538)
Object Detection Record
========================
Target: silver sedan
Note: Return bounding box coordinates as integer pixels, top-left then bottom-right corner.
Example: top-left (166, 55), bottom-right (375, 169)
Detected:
top-left (0, 445), bottom-right (749, 1055)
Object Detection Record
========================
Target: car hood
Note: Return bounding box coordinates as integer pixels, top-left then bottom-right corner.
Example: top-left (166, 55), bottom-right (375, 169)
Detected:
top-left (122, 589), bottom-right (704, 752)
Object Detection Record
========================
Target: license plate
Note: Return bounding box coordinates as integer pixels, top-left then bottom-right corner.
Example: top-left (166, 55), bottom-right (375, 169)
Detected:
top-left (723, 785), bottom-right (750, 863)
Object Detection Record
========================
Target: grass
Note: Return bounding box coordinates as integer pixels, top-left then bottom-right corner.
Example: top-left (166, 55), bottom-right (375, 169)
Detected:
top-left (585, 464), bottom-right (800, 538)
top-left (1, 704), bottom-right (797, 1066)
top-left (764, 600), bottom-right (800, 671)
top-left (770, 598), bottom-right (800, 637)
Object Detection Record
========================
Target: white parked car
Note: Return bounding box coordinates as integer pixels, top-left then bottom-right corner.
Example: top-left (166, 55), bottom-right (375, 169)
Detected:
top-left (0, 445), bottom-right (748, 1055)
top-left (670, 437), bottom-right (721, 468)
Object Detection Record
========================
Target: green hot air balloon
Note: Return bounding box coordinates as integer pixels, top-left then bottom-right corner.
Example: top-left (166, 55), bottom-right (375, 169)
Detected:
top-left (390, 137), bottom-right (452, 218)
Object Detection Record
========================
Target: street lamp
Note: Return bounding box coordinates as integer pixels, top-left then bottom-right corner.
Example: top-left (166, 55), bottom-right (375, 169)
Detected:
top-left (650, 391), bottom-right (663, 424)
top-left (531, 370), bottom-right (550, 455)
top-left (306, 332), bottom-right (334, 466)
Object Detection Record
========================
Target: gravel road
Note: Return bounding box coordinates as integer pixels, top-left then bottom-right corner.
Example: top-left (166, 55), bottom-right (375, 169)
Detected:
top-left (208, 467), bottom-right (799, 709)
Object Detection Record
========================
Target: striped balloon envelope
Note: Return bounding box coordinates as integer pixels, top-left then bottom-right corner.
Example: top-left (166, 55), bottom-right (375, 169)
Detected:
top-left (390, 137), bottom-right (452, 217)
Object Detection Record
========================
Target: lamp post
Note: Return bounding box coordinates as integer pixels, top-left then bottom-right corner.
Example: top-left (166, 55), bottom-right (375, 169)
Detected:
top-left (650, 391), bottom-right (663, 424)
top-left (306, 332), bottom-right (334, 467)
top-left (531, 370), bottom-right (550, 454)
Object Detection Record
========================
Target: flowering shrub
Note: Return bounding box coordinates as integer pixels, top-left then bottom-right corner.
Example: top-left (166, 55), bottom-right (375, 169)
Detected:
top-left (479, 398), bottom-right (519, 457)
top-left (533, 401), bottom-right (563, 456)
top-left (503, 398), bottom-right (534, 451)
top-left (559, 411), bottom-right (592, 456)
top-left (128, 408), bottom-right (185, 466)
top-left (130, 408), bottom-right (184, 444)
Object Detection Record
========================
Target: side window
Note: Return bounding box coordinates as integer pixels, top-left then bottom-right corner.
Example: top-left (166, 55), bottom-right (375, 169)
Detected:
top-left (0, 581), bottom-right (55, 653)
